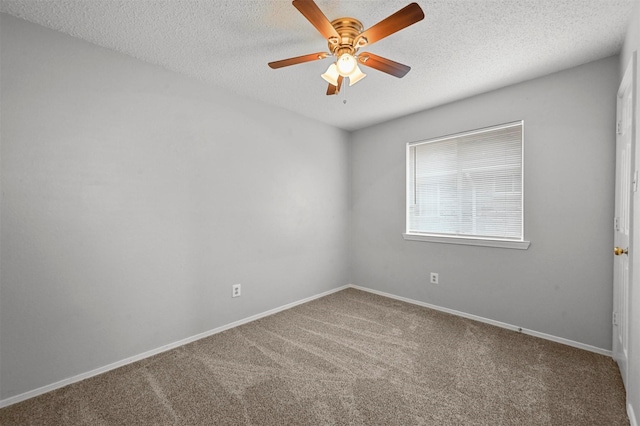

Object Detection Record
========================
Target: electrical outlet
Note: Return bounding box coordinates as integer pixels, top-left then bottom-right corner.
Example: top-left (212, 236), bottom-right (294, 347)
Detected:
top-left (430, 272), bottom-right (439, 284)
top-left (232, 284), bottom-right (241, 298)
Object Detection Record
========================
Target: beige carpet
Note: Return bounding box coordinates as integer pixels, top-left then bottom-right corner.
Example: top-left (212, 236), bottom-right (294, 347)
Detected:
top-left (0, 288), bottom-right (629, 425)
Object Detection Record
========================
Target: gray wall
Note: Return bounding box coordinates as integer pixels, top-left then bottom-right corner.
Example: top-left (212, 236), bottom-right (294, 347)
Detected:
top-left (350, 55), bottom-right (619, 351)
top-left (0, 14), bottom-right (350, 400)
top-left (621, 1), bottom-right (640, 421)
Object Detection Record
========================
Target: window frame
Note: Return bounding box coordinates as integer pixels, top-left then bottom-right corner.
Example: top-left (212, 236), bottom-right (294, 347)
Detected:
top-left (403, 121), bottom-right (530, 250)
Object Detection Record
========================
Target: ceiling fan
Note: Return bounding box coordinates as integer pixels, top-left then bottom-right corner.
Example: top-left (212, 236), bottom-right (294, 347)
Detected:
top-left (268, 0), bottom-right (425, 95)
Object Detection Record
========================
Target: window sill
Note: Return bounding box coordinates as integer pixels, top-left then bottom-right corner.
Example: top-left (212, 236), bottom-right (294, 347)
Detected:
top-left (402, 233), bottom-right (531, 250)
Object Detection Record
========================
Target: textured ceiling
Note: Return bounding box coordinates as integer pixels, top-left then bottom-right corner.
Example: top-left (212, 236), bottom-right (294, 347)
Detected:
top-left (1, 0), bottom-right (637, 131)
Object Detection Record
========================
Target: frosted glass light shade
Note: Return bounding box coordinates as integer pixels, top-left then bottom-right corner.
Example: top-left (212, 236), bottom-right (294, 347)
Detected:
top-left (336, 54), bottom-right (357, 76)
top-left (348, 65), bottom-right (366, 86)
top-left (321, 63), bottom-right (339, 86)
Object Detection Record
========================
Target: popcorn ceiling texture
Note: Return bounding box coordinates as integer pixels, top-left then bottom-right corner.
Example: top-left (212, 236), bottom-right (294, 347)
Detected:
top-left (0, 0), bottom-right (635, 130)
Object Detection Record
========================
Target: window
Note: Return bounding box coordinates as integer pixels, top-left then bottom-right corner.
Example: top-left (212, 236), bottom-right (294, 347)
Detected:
top-left (404, 121), bottom-right (529, 249)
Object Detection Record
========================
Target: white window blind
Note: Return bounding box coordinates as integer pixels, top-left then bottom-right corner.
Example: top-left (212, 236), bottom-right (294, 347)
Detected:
top-left (407, 121), bottom-right (523, 241)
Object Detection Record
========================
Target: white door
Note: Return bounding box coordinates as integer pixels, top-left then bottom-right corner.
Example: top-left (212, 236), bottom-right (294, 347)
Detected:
top-left (613, 57), bottom-right (635, 388)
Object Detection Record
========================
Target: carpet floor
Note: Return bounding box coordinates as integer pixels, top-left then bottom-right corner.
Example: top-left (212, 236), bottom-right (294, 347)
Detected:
top-left (0, 288), bottom-right (629, 425)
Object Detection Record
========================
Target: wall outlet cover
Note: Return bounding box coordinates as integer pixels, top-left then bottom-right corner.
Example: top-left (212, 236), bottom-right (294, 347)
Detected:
top-left (232, 284), bottom-right (241, 298)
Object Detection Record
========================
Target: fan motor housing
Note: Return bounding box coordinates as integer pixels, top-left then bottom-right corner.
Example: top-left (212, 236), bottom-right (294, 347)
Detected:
top-left (328, 17), bottom-right (365, 56)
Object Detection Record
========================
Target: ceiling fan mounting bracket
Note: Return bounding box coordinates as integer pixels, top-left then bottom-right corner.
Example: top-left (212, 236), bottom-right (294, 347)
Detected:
top-left (328, 17), bottom-right (364, 56)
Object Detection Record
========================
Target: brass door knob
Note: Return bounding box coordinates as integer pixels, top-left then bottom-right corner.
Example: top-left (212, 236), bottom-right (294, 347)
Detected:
top-left (614, 247), bottom-right (628, 256)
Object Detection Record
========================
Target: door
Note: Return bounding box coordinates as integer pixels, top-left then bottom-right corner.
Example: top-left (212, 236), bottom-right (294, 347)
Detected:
top-left (613, 56), bottom-right (636, 388)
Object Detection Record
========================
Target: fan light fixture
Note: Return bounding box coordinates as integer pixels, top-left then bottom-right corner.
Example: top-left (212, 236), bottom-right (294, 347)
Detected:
top-left (321, 53), bottom-right (367, 87)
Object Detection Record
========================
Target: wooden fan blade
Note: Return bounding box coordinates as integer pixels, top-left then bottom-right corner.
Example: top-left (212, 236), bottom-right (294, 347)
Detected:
top-left (358, 53), bottom-right (411, 78)
top-left (357, 3), bottom-right (424, 46)
top-left (292, 0), bottom-right (340, 41)
top-left (268, 52), bottom-right (329, 69)
top-left (326, 76), bottom-right (344, 95)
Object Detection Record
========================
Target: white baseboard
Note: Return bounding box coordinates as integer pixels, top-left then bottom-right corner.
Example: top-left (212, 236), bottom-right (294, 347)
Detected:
top-left (630, 403), bottom-right (638, 426)
top-left (0, 285), bottom-right (349, 409)
top-left (348, 285), bottom-right (612, 357)
top-left (0, 283), bottom-right (615, 409)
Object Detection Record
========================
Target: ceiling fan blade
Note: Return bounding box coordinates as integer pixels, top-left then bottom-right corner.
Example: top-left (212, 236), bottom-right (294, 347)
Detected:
top-left (292, 0), bottom-right (340, 41)
top-left (357, 3), bottom-right (424, 46)
top-left (358, 53), bottom-right (411, 78)
top-left (268, 52), bottom-right (329, 69)
top-left (326, 75), bottom-right (344, 95)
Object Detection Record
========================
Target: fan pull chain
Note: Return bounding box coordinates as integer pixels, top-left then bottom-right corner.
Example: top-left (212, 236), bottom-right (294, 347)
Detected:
top-left (343, 78), bottom-right (348, 104)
